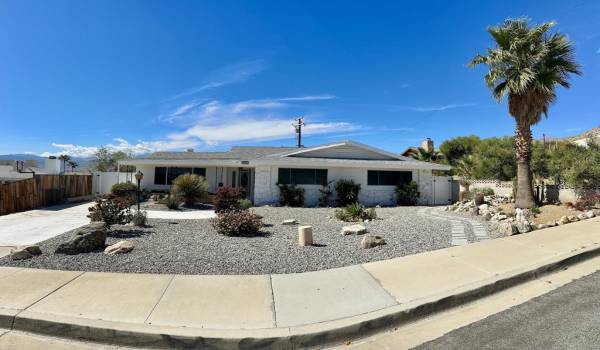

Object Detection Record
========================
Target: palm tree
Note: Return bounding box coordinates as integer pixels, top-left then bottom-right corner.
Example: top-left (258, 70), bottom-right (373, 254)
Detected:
top-left (67, 160), bottom-right (78, 172)
top-left (58, 154), bottom-right (71, 173)
top-left (469, 19), bottom-right (580, 208)
top-left (454, 155), bottom-right (476, 200)
top-left (407, 147), bottom-right (444, 162)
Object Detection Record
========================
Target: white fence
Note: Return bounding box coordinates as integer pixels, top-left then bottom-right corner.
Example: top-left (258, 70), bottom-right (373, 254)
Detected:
top-left (92, 172), bottom-right (135, 195)
top-left (466, 179), bottom-right (598, 203)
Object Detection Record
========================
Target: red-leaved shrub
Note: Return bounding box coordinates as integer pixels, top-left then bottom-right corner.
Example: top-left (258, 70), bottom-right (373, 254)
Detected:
top-left (213, 186), bottom-right (246, 212)
top-left (211, 210), bottom-right (264, 236)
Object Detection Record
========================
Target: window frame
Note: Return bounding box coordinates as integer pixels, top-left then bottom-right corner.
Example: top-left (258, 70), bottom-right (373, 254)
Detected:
top-left (277, 168), bottom-right (328, 186)
top-left (367, 170), bottom-right (412, 186)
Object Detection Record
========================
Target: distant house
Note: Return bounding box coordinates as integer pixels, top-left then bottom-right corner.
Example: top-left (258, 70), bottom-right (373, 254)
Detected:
top-left (0, 157), bottom-right (62, 181)
top-left (401, 138), bottom-right (436, 158)
top-left (121, 140), bottom-right (451, 206)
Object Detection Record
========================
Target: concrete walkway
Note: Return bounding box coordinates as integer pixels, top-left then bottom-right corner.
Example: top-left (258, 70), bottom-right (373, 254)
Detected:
top-left (0, 202), bottom-right (93, 247)
top-left (145, 209), bottom-right (215, 220)
top-left (0, 217), bottom-right (598, 349)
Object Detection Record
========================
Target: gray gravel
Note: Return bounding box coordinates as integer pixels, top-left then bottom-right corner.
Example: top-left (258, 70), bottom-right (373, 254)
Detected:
top-left (0, 206), bottom-right (491, 275)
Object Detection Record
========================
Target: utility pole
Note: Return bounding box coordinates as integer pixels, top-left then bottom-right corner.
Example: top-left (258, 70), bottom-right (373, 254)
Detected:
top-left (293, 117), bottom-right (305, 148)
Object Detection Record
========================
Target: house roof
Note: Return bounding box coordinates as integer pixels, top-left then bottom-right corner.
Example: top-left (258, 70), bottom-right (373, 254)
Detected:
top-left (125, 141), bottom-right (451, 171)
top-left (147, 146), bottom-right (297, 160)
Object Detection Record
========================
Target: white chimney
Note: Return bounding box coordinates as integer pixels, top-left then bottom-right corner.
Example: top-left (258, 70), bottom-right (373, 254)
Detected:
top-left (44, 156), bottom-right (62, 174)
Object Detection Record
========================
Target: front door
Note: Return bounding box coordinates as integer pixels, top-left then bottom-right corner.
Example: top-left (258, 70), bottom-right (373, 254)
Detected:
top-left (240, 169), bottom-right (250, 198)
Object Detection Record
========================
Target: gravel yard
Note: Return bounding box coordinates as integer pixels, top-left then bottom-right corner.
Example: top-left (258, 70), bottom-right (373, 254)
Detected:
top-left (0, 206), bottom-right (493, 275)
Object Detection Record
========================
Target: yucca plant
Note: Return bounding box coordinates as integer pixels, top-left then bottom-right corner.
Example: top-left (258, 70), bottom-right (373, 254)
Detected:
top-left (470, 18), bottom-right (581, 208)
top-left (170, 174), bottom-right (209, 206)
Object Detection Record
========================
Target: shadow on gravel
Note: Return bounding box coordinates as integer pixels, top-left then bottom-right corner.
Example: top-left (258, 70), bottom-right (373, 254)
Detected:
top-left (109, 229), bottom-right (147, 239)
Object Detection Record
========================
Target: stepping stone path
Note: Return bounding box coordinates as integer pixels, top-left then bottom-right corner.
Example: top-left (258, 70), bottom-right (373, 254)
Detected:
top-left (418, 207), bottom-right (490, 246)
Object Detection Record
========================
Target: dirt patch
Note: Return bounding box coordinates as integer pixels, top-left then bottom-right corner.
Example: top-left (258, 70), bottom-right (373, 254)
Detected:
top-left (532, 204), bottom-right (574, 225)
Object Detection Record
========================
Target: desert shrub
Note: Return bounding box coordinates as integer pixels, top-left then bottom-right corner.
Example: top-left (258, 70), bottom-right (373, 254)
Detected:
top-left (238, 198), bottom-right (253, 210)
top-left (318, 181), bottom-right (334, 207)
top-left (278, 184), bottom-right (305, 207)
top-left (171, 174), bottom-right (209, 206)
top-left (211, 210), bottom-right (264, 237)
top-left (572, 194), bottom-right (600, 211)
top-left (213, 186), bottom-right (246, 212)
top-left (87, 194), bottom-right (132, 229)
top-left (334, 202), bottom-right (377, 222)
top-left (464, 187), bottom-right (495, 200)
top-left (132, 210), bottom-right (148, 227)
top-left (530, 207), bottom-right (541, 215)
top-left (111, 182), bottom-right (137, 198)
top-left (160, 194), bottom-right (182, 210)
top-left (396, 181), bottom-right (419, 206)
top-left (335, 179), bottom-right (361, 207)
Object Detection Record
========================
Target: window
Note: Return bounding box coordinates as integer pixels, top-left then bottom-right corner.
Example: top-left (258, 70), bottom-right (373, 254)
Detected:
top-left (193, 168), bottom-right (206, 177)
top-left (154, 167), bottom-right (208, 185)
top-left (278, 168), bottom-right (328, 185)
top-left (154, 167), bottom-right (167, 185)
top-left (367, 170), bottom-right (412, 186)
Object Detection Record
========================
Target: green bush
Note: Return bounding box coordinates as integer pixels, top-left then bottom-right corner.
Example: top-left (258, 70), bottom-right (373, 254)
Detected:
top-left (132, 210), bottom-right (148, 227)
top-left (213, 187), bottom-right (246, 212)
top-left (161, 194), bottom-right (182, 210)
top-left (87, 194), bottom-right (132, 229)
top-left (396, 181), bottom-right (419, 206)
top-left (238, 198), bottom-right (253, 210)
top-left (211, 210), bottom-right (264, 237)
top-left (318, 181), bottom-right (334, 207)
top-left (171, 174), bottom-right (209, 206)
top-left (278, 184), bottom-right (305, 207)
top-left (335, 179), bottom-right (361, 207)
top-left (111, 182), bottom-right (137, 198)
top-left (334, 202), bottom-right (377, 222)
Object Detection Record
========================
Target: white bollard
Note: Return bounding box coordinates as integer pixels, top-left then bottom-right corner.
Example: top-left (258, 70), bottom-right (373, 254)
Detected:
top-left (298, 226), bottom-right (313, 246)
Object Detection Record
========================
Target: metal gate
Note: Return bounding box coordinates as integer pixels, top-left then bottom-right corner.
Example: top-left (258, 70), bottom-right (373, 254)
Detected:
top-left (432, 176), bottom-right (452, 205)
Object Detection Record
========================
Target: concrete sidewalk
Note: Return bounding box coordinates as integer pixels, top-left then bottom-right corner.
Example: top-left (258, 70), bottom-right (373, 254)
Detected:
top-left (145, 209), bottom-right (215, 220)
top-left (0, 216), bottom-right (598, 349)
top-left (0, 202), bottom-right (93, 247)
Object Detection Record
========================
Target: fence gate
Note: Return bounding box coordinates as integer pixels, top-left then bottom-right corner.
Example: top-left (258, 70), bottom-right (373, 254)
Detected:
top-left (432, 176), bottom-right (453, 205)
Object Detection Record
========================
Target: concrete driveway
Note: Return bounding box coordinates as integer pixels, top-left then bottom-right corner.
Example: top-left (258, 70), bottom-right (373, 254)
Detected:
top-left (0, 202), bottom-right (93, 248)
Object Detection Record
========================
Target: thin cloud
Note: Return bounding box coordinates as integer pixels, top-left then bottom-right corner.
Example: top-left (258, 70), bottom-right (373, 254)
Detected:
top-left (40, 138), bottom-right (200, 158)
top-left (163, 59), bottom-right (267, 102)
top-left (597, 48), bottom-right (600, 54)
top-left (399, 83), bottom-right (410, 89)
top-left (397, 103), bottom-right (476, 112)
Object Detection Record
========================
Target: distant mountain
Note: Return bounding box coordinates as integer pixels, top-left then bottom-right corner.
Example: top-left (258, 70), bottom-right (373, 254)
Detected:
top-left (564, 125), bottom-right (600, 146)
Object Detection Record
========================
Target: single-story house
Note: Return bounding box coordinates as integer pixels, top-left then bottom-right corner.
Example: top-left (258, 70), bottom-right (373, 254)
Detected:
top-left (120, 141), bottom-right (451, 206)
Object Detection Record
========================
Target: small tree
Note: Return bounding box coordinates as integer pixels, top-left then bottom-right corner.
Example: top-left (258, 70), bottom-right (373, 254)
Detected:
top-left (171, 174), bottom-right (209, 206)
top-left (335, 179), bottom-right (361, 207)
top-left (396, 181), bottom-right (420, 206)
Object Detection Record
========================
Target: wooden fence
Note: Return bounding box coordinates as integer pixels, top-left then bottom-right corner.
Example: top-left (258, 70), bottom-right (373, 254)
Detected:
top-left (0, 174), bottom-right (92, 216)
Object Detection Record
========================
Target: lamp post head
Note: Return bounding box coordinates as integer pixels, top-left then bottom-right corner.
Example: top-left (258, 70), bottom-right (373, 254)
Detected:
top-left (134, 170), bottom-right (144, 182)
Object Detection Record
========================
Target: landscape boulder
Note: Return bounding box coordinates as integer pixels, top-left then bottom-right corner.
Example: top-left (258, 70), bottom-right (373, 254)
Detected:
top-left (586, 210), bottom-right (596, 219)
top-left (482, 212), bottom-right (492, 221)
top-left (282, 219), bottom-right (297, 225)
top-left (577, 213), bottom-right (588, 221)
top-left (567, 215), bottom-right (578, 222)
top-left (55, 223), bottom-right (107, 255)
top-left (499, 222), bottom-right (518, 236)
top-left (104, 240), bottom-right (134, 255)
top-left (341, 224), bottom-right (367, 235)
top-left (10, 245), bottom-right (42, 261)
top-left (559, 216), bottom-right (570, 225)
top-left (515, 222), bottom-right (532, 234)
top-left (361, 234), bottom-right (386, 249)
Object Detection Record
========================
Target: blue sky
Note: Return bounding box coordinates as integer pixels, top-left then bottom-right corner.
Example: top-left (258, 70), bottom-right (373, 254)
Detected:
top-left (0, 0), bottom-right (598, 157)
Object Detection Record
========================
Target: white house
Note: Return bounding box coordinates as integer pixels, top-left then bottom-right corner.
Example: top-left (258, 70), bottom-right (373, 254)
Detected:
top-left (120, 141), bottom-right (451, 206)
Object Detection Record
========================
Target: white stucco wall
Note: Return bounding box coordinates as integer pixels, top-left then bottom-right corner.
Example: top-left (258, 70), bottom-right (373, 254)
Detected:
top-left (253, 165), bottom-right (435, 206)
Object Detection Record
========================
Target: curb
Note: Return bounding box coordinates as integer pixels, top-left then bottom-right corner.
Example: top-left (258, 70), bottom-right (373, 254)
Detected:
top-left (5, 243), bottom-right (600, 350)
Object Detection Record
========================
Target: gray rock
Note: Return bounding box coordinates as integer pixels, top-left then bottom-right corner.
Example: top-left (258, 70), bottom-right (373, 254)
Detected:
top-left (10, 248), bottom-right (33, 260)
top-left (281, 219), bottom-right (298, 225)
top-left (55, 223), bottom-right (107, 255)
top-left (499, 222), bottom-right (518, 236)
top-left (341, 224), bottom-right (367, 235)
top-left (469, 207), bottom-right (479, 216)
top-left (516, 222), bottom-right (532, 234)
top-left (536, 223), bottom-right (548, 230)
top-left (586, 210), bottom-right (596, 219)
top-left (482, 212), bottom-right (492, 221)
top-left (577, 213), bottom-right (587, 221)
top-left (22, 245), bottom-right (42, 255)
top-left (361, 234), bottom-right (386, 249)
top-left (104, 240), bottom-right (134, 255)
top-left (478, 204), bottom-right (489, 211)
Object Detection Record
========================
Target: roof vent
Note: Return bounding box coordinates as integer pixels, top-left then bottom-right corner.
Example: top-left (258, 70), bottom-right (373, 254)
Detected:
top-left (186, 148), bottom-right (194, 152)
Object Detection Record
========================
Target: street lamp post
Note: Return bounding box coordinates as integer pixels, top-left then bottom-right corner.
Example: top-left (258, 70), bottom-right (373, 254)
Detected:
top-left (134, 170), bottom-right (144, 211)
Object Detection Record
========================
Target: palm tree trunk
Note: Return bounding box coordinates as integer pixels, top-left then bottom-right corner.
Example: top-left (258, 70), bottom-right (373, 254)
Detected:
top-left (514, 120), bottom-right (536, 208)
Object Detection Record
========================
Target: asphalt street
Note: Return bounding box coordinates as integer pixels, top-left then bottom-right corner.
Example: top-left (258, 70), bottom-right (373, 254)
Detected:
top-left (415, 270), bottom-right (600, 350)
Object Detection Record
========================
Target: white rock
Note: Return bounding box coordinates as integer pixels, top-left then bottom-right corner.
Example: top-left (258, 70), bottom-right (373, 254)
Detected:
top-left (361, 234), bottom-right (386, 249)
top-left (341, 224), bottom-right (367, 235)
top-left (577, 213), bottom-right (587, 221)
top-left (586, 210), bottom-right (596, 219)
top-left (282, 219), bottom-right (298, 225)
top-left (482, 212), bottom-right (492, 221)
top-left (104, 240), bottom-right (134, 255)
top-left (559, 216), bottom-right (570, 225)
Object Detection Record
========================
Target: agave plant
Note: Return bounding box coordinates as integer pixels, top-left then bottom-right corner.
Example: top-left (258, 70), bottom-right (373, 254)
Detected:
top-left (170, 174), bottom-right (209, 206)
top-left (470, 18), bottom-right (581, 208)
